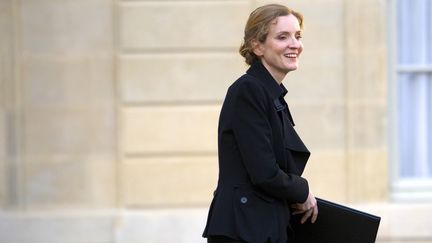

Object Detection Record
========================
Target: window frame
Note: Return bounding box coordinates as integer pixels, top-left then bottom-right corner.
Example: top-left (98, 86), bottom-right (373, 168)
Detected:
top-left (389, 0), bottom-right (432, 202)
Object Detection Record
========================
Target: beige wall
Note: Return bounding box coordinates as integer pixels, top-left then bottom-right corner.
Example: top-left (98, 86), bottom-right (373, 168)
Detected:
top-left (0, 0), bottom-right (431, 242)
top-left (1, 0), bottom-right (116, 210)
top-left (0, 0), bottom-right (15, 208)
top-left (0, 0), bottom-right (9, 207)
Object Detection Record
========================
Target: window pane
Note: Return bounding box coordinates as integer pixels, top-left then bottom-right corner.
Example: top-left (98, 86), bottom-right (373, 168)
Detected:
top-left (428, 1), bottom-right (432, 64)
top-left (398, 73), bottom-right (414, 178)
top-left (397, 0), bottom-right (432, 180)
top-left (398, 0), bottom-right (430, 65)
top-left (398, 73), bottom-right (431, 178)
top-left (397, 0), bottom-right (410, 64)
top-left (429, 73), bottom-right (432, 177)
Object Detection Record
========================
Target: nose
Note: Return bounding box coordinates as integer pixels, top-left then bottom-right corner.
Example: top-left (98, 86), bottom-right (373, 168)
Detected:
top-left (288, 36), bottom-right (301, 49)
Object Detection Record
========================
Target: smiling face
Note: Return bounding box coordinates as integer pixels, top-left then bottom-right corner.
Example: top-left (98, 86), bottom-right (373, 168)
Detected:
top-left (252, 14), bottom-right (303, 83)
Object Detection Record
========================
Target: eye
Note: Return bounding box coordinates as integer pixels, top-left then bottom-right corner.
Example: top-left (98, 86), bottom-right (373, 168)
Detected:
top-left (277, 35), bottom-right (287, 40)
top-left (295, 34), bottom-right (302, 40)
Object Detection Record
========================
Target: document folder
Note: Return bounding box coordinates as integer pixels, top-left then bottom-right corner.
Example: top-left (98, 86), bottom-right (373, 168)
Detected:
top-left (291, 198), bottom-right (381, 243)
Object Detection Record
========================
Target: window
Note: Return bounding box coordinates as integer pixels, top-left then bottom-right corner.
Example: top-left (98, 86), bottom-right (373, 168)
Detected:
top-left (391, 0), bottom-right (432, 200)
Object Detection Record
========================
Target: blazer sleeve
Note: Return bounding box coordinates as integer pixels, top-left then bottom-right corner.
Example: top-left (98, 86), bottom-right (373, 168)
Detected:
top-left (231, 80), bottom-right (309, 203)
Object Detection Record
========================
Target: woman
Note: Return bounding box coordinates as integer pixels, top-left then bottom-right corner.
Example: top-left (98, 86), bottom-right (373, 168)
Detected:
top-left (203, 4), bottom-right (318, 243)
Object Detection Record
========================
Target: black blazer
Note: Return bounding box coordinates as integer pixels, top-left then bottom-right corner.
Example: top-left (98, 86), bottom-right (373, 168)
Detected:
top-left (203, 61), bottom-right (311, 243)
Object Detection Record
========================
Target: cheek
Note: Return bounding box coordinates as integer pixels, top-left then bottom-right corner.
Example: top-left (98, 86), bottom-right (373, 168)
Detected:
top-left (298, 43), bottom-right (304, 55)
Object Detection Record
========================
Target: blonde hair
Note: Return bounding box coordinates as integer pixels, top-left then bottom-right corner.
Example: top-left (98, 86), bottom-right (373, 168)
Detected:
top-left (239, 4), bottom-right (304, 65)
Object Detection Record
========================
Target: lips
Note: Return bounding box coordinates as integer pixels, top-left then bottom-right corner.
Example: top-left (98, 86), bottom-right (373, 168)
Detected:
top-left (284, 53), bottom-right (298, 58)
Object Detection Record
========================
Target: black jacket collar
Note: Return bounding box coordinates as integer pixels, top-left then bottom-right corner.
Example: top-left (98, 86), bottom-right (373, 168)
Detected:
top-left (246, 60), bottom-right (287, 99)
top-left (246, 61), bottom-right (296, 126)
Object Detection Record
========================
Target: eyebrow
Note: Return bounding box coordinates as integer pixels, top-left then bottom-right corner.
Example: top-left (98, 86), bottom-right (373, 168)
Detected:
top-left (276, 30), bottom-right (302, 35)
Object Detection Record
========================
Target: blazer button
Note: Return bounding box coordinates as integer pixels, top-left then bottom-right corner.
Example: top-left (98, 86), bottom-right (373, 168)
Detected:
top-left (240, 197), bottom-right (248, 204)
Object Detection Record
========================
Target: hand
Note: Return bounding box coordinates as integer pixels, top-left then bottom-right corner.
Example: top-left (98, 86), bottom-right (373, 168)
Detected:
top-left (291, 192), bottom-right (318, 224)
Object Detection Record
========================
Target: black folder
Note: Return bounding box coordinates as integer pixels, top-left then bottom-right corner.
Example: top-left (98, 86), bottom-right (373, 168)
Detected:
top-left (291, 198), bottom-right (381, 243)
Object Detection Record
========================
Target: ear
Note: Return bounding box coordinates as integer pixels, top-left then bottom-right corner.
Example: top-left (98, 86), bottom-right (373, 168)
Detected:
top-left (251, 39), bottom-right (264, 57)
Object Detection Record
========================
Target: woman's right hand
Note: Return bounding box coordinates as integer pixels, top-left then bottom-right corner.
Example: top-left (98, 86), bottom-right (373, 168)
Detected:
top-left (291, 192), bottom-right (318, 224)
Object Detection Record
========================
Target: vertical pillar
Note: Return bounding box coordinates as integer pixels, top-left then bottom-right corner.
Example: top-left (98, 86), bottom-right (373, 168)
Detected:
top-left (344, 0), bottom-right (389, 202)
top-left (0, 0), bottom-right (118, 210)
top-left (0, 0), bottom-right (24, 209)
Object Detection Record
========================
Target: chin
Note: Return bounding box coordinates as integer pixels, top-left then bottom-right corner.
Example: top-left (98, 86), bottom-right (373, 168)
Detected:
top-left (283, 63), bottom-right (299, 72)
top-left (285, 66), bottom-right (298, 72)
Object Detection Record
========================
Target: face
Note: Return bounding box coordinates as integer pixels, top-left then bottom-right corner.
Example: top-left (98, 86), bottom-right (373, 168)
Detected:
top-left (253, 14), bottom-right (303, 82)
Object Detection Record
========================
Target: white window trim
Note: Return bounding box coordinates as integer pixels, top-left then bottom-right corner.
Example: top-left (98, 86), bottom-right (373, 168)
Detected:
top-left (388, 0), bottom-right (432, 202)
top-left (397, 65), bottom-right (432, 73)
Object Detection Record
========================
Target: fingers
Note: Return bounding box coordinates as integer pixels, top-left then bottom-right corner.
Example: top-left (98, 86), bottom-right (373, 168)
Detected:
top-left (300, 208), bottom-right (313, 224)
top-left (291, 202), bottom-right (309, 212)
top-left (291, 203), bottom-right (304, 211)
top-left (291, 192), bottom-right (319, 224)
top-left (292, 193), bottom-right (319, 224)
top-left (298, 204), bottom-right (318, 224)
top-left (292, 209), bottom-right (306, 215)
top-left (291, 195), bottom-right (316, 212)
top-left (311, 204), bottom-right (318, 223)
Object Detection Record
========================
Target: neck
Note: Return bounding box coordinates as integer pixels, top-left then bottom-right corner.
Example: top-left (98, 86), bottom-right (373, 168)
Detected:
top-left (274, 74), bottom-right (284, 85)
top-left (260, 61), bottom-right (286, 84)
top-left (270, 71), bottom-right (286, 85)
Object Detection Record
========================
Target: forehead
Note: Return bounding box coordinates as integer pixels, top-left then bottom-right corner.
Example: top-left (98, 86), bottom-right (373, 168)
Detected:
top-left (270, 14), bottom-right (301, 32)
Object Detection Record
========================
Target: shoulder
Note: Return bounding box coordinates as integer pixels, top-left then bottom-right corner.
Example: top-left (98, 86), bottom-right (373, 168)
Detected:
top-left (228, 73), bottom-right (267, 99)
top-left (221, 74), bottom-right (272, 115)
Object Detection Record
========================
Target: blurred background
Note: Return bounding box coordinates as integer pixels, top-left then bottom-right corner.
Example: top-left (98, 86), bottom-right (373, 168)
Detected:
top-left (0, 0), bottom-right (431, 242)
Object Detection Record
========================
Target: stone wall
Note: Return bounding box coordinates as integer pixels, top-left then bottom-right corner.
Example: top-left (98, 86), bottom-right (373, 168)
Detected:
top-left (0, 0), bottom-right (431, 242)
top-left (0, 0), bottom-right (116, 210)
